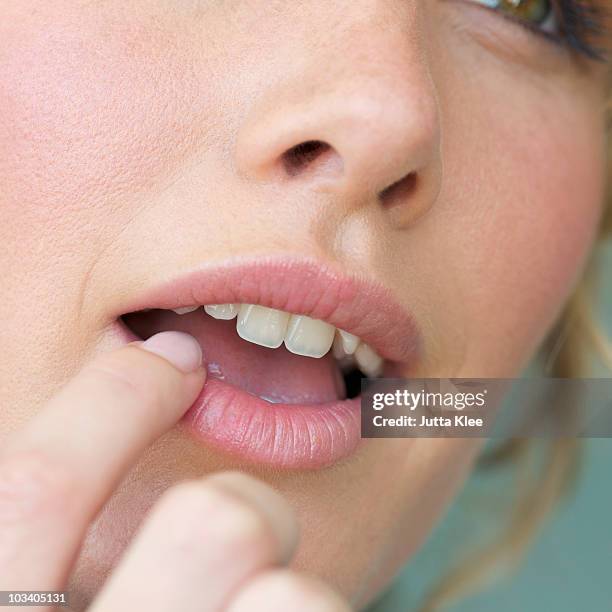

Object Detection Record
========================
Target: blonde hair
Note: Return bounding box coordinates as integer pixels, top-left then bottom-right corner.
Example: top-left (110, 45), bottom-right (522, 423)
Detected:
top-left (419, 107), bottom-right (612, 611)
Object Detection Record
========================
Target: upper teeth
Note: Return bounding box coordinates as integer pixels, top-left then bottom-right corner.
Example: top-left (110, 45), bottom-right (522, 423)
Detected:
top-left (171, 303), bottom-right (383, 375)
top-left (284, 313), bottom-right (335, 358)
top-left (172, 305), bottom-right (200, 315)
top-left (204, 303), bottom-right (240, 320)
top-left (237, 304), bottom-right (290, 350)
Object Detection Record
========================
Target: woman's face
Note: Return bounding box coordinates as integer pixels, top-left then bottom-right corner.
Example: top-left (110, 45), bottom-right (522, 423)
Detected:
top-left (1, 0), bottom-right (609, 608)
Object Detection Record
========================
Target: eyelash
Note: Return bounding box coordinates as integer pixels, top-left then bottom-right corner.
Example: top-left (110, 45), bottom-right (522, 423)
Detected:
top-left (479, 0), bottom-right (610, 61)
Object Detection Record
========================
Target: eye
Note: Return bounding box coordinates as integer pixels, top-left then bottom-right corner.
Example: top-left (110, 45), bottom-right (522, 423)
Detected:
top-left (474, 0), bottom-right (557, 34)
top-left (464, 0), bottom-right (611, 62)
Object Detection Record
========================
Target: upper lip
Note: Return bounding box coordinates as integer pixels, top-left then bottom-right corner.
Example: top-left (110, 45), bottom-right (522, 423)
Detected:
top-left (117, 256), bottom-right (421, 365)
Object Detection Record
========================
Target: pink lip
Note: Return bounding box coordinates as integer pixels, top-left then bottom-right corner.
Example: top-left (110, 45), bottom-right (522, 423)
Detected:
top-left (115, 256), bottom-right (421, 469)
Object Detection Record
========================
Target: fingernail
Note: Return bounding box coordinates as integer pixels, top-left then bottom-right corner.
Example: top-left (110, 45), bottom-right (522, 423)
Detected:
top-left (140, 331), bottom-right (203, 373)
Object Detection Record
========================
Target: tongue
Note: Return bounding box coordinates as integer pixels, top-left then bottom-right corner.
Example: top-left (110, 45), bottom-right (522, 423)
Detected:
top-left (124, 309), bottom-right (345, 404)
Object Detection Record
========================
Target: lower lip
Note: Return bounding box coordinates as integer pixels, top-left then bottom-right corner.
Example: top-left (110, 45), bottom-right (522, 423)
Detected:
top-left (112, 319), bottom-right (363, 469)
top-left (182, 377), bottom-right (363, 469)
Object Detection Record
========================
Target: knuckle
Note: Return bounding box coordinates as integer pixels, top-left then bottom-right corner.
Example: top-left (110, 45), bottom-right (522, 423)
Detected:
top-left (0, 452), bottom-right (78, 524)
top-left (154, 481), bottom-right (276, 562)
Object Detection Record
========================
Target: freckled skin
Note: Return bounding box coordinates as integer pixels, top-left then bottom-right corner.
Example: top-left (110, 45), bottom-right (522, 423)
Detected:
top-left (0, 1), bottom-right (608, 609)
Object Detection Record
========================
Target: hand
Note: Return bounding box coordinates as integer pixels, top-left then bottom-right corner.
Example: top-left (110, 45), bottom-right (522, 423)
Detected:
top-left (0, 331), bottom-right (350, 611)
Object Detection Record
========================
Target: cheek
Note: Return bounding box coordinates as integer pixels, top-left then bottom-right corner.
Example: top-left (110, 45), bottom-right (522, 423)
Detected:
top-left (485, 131), bottom-right (601, 286)
top-left (0, 8), bottom-right (217, 416)
top-left (490, 107), bottom-right (604, 306)
top-left (444, 80), bottom-right (606, 373)
top-left (0, 9), bottom-right (208, 227)
top-left (498, 104), bottom-right (603, 270)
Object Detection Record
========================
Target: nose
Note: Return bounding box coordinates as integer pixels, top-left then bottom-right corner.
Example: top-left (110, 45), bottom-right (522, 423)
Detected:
top-left (234, 8), bottom-right (442, 222)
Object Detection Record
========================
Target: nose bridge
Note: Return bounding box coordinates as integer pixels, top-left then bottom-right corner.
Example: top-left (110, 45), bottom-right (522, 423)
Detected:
top-left (234, 3), bottom-right (442, 203)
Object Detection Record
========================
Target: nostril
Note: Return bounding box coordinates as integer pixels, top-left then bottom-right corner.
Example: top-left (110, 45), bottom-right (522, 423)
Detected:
top-left (282, 140), bottom-right (329, 175)
top-left (281, 140), bottom-right (342, 178)
top-left (378, 171), bottom-right (418, 209)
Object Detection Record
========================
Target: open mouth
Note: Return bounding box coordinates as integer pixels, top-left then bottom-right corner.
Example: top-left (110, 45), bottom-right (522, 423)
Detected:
top-left (113, 258), bottom-right (419, 469)
top-left (122, 304), bottom-right (385, 405)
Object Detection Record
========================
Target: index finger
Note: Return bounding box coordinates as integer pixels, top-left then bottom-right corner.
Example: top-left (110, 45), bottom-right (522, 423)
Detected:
top-left (0, 331), bottom-right (206, 592)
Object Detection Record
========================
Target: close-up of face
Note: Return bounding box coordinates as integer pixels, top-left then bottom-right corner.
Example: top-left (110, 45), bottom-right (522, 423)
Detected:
top-left (1, 1), bottom-right (610, 610)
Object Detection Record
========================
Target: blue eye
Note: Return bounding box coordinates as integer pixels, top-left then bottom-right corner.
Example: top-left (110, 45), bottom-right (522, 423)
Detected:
top-left (468, 0), bottom-right (610, 61)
